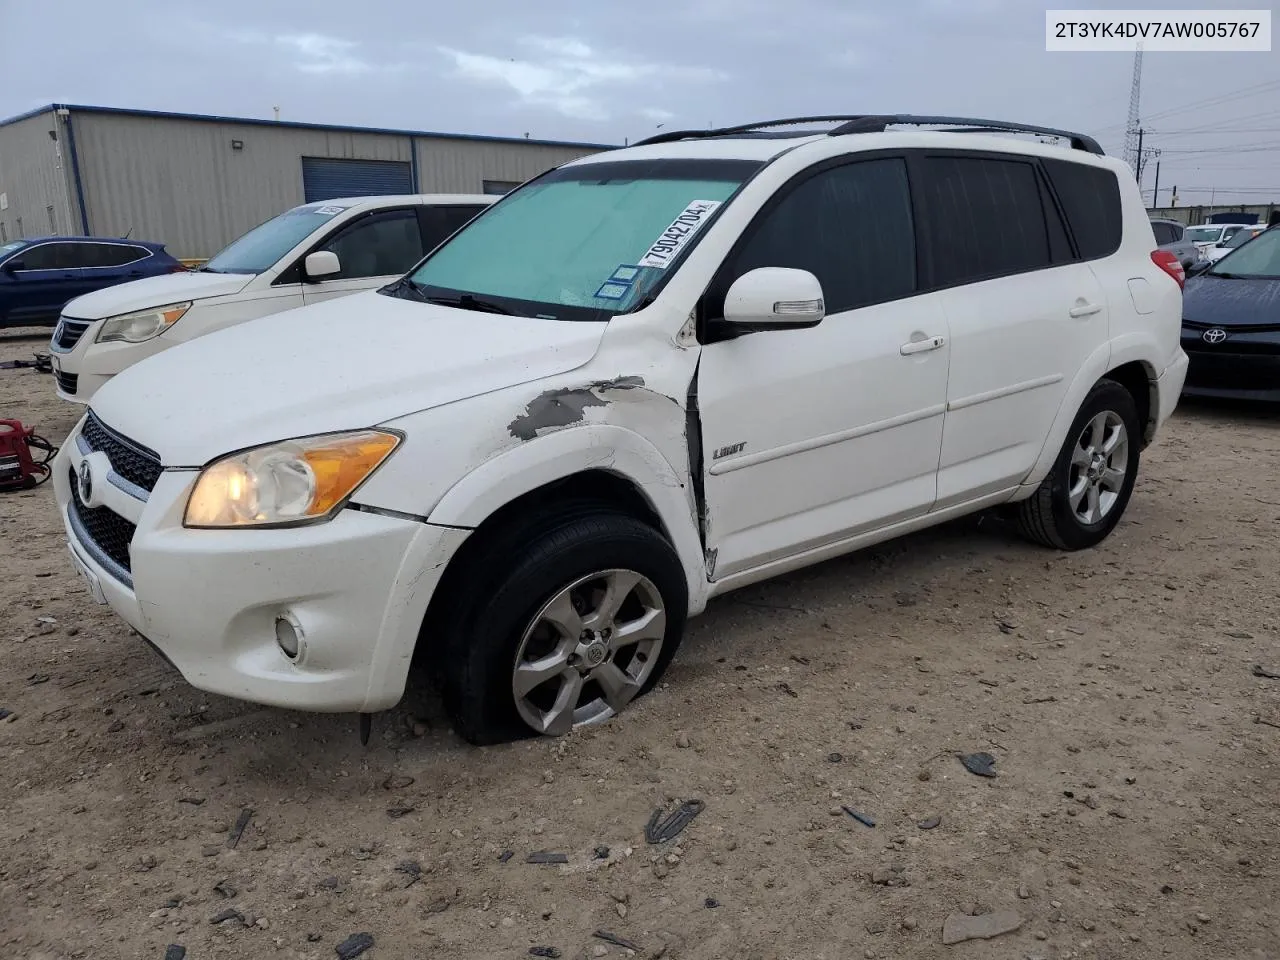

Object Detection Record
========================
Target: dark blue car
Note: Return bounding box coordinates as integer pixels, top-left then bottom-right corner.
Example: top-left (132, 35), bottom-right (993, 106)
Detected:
top-left (1181, 225), bottom-right (1280, 402)
top-left (0, 236), bottom-right (185, 329)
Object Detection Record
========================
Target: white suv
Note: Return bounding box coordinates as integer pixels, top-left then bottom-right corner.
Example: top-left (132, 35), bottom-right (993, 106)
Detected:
top-left (53, 115), bottom-right (1188, 745)
top-left (49, 194), bottom-right (492, 403)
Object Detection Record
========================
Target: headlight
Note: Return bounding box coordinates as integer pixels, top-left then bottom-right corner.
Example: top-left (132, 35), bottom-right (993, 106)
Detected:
top-left (96, 302), bottom-right (192, 343)
top-left (184, 430), bottom-right (401, 528)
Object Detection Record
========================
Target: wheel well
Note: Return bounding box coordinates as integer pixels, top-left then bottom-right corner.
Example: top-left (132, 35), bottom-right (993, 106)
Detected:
top-left (1104, 361), bottom-right (1155, 445)
top-left (416, 470), bottom-right (669, 665)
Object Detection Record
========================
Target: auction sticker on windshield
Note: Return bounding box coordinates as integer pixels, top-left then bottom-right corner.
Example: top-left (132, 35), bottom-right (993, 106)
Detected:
top-left (313, 204), bottom-right (349, 216)
top-left (637, 201), bottom-right (722, 269)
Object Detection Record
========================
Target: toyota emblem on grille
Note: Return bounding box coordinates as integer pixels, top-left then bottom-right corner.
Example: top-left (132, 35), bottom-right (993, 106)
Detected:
top-left (77, 459), bottom-right (94, 504)
top-left (1202, 328), bottom-right (1228, 344)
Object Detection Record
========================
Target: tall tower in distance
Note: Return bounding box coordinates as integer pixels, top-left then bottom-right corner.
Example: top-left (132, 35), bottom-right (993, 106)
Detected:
top-left (1122, 45), bottom-right (1144, 172)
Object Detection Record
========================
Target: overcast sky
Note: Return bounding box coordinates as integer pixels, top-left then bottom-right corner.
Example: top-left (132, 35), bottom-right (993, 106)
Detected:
top-left (2, 0), bottom-right (1276, 205)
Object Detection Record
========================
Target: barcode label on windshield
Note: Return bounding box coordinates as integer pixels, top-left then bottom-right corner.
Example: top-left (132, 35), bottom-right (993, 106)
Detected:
top-left (637, 200), bottom-right (722, 269)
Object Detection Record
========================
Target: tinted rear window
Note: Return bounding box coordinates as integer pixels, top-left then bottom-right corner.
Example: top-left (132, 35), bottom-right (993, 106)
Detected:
top-left (1042, 159), bottom-right (1123, 260)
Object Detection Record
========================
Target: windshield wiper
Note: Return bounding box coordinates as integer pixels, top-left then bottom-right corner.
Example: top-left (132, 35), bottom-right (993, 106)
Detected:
top-left (380, 275), bottom-right (429, 302)
top-left (425, 293), bottom-right (514, 315)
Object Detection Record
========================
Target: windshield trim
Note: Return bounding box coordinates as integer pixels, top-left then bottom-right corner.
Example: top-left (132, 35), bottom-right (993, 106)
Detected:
top-left (391, 157), bottom-right (767, 322)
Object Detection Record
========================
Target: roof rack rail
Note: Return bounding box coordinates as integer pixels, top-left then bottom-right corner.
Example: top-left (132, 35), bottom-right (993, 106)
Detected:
top-left (630, 114), bottom-right (1103, 155)
top-left (827, 115), bottom-right (1103, 154)
top-left (632, 116), bottom-right (871, 147)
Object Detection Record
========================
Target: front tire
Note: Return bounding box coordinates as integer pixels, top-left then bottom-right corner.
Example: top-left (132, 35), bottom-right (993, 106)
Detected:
top-left (1017, 379), bottom-right (1141, 551)
top-left (440, 509), bottom-right (688, 745)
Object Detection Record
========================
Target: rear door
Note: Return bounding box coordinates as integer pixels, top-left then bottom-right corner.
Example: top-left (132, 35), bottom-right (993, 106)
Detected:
top-left (300, 207), bottom-right (425, 306)
top-left (77, 242), bottom-right (153, 293)
top-left (921, 151), bottom-right (1109, 506)
top-left (4, 242), bottom-right (85, 322)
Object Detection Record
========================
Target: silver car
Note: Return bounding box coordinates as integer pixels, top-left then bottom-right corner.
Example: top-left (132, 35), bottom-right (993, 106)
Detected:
top-left (1150, 218), bottom-right (1202, 271)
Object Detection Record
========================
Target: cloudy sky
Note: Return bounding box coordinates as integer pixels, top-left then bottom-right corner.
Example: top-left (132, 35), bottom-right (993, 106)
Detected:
top-left (2, 0), bottom-right (1276, 204)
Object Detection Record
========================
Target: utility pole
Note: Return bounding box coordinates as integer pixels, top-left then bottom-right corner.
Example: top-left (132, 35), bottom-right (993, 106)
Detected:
top-left (1151, 159), bottom-right (1161, 210)
top-left (1136, 127), bottom-right (1145, 181)
top-left (1122, 45), bottom-right (1144, 173)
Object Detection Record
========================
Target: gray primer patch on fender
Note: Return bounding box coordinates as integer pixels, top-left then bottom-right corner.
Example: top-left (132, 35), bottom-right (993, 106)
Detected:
top-left (507, 376), bottom-right (647, 441)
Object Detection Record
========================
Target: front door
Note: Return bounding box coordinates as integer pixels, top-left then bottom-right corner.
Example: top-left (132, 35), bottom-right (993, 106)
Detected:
top-left (696, 156), bottom-right (951, 581)
top-left (301, 208), bottom-right (425, 306)
top-left (4, 242), bottom-right (85, 322)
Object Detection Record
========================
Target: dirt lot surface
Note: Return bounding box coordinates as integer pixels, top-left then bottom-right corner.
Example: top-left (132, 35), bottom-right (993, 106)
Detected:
top-left (2, 328), bottom-right (1278, 960)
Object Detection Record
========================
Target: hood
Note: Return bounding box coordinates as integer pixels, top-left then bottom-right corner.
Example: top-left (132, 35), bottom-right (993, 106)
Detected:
top-left (62, 271), bottom-right (255, 319)
top-left (1183, 272), bottom-right (1280, 327)
top-left (89, 290), bottom-right (607, 465)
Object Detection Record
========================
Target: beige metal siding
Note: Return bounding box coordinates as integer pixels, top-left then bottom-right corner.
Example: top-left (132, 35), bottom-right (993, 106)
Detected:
top-left (73, 113), bottom-right (413, 258)
top-left (414, 138), bottom-right (605, 194)
top-left (0, 110), bottom-right (79, 241)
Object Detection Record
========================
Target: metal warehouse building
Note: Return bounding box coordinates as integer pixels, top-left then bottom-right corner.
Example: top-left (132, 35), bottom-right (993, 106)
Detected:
top-left (0, 104), bottom-right (610, 259)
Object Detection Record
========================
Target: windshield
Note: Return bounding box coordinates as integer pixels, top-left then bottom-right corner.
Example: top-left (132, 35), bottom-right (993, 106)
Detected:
top-left (1210, 227), bottom-right (1280, 278)
top-left (400, 158), bottom-right (761, 321)
top-left (1186, 226), bottom-right (1222, 244)
top-left (0, 240), bottom-right (27, 262)
top-left (203, 202), bottom-right (355, 274)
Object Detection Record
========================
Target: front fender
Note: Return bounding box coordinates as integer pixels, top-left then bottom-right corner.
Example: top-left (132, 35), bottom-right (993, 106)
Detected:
top-left (426, 423), bottom-right (710, 614)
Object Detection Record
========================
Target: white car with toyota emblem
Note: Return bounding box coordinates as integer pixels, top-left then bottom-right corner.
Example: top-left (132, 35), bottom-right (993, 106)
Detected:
top-left (54, 114), bottom-right (1187, 744)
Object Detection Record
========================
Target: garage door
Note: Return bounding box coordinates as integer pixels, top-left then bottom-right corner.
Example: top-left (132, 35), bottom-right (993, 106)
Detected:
top-left (301, 158), bottom-right (413, 203)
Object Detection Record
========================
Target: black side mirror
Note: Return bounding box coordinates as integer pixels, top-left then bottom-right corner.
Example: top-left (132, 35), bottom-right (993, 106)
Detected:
top-left (1186, 261), bottom-right (1210, 277)
top-left (2, 258), bottom-right (25, 273)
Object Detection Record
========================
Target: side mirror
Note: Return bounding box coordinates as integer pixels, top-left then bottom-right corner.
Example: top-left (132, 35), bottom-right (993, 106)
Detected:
top-left (721, 267), bottom-right (825, 331)
top-left (3, 258), bottom-right (25, 274)
top-left (304, 250), bottom-right (341, 281)
top-left (1186, 260), bottom-right (1210, 277)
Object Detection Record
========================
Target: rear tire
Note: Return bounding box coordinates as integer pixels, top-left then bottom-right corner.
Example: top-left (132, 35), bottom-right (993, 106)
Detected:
top-left (440, 508), bottom-right (688, 746)
top-left (1017, 379), bottom-right (1141, 551)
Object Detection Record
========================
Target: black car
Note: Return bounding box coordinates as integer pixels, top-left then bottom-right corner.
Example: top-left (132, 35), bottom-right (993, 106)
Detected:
top-left (1180, 226), bottom-right (1280, 401)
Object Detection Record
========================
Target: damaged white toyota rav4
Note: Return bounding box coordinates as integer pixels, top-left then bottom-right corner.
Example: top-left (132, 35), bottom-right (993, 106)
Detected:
top-left (54, 115), bottom-right (1188, 745)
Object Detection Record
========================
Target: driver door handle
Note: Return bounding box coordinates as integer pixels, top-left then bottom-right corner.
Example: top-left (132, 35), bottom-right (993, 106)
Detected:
top-left (901, 335), bottom-right (946, 356)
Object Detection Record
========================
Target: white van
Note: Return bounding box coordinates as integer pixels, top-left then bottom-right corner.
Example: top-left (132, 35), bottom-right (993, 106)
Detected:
top-left (49, 194), bottom-right (493, 402)
top-left (54, 115), bottom-right (1187, 745)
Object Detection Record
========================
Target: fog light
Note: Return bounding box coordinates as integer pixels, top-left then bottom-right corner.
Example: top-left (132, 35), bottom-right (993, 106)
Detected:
top-left (274, 614), bottom-right (303, 661)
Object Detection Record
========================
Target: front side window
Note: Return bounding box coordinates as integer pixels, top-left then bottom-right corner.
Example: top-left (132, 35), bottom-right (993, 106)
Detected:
top-left (716, 157), bottom-right (916, 315)
top-left (1210, 227), bottom-right (1280, 277)
top-left (204, 202), bottom-right (355, 275)
top-left (1223, 228), bottom-right (1259, 249)
top-left (317, 209), bottom-right (423, 279)
top-left (16, 243), bottom-right (72, 270)
top-left (402, 159), bottom-right (760, 321)
top-left (920, 155), bottom-right (1053, 286)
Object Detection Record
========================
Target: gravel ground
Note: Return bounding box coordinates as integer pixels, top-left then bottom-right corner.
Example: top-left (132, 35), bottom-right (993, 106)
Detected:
top-left (2, 328), bottom-right (1278, 960)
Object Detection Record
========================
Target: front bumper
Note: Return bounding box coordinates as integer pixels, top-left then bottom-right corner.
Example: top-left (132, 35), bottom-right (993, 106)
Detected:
top-left (1181, 327), bottom-right (1280, 401)
top-left (53, 424), bottom-right (469, 712)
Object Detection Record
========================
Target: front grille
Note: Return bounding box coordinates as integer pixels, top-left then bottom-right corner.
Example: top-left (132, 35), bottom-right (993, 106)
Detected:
top-left (1183, 318), bottom-right (1280, 335)
top-left (55, 370), bottom-right (79, 395)
top-left (68, 468), bottom-right (136, 576)
top-left (53, 318), bottom-right (92, 351)
top-left (81, 412), bottom-right (162, 493)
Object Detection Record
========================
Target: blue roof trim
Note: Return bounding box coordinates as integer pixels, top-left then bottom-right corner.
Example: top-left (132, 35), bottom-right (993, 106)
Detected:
top-left (0, 103), bottom-right (616, 151)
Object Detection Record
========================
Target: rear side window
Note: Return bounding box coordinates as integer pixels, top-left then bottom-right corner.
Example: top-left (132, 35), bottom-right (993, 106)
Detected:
top-left (421, 205), bottom-right (485, 250)
top-left (919, 156), bottom-right (1051, 286)
top-left (80, 243), bottom-right (149, 267)
top-left (1042, 159), bottom-right (1123, 260)
top-left (720, 157), bottom-right (916, 314)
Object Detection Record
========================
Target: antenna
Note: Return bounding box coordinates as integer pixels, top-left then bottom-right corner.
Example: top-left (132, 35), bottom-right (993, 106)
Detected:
top-left (1122, 45), bottom-right (1143, 173)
